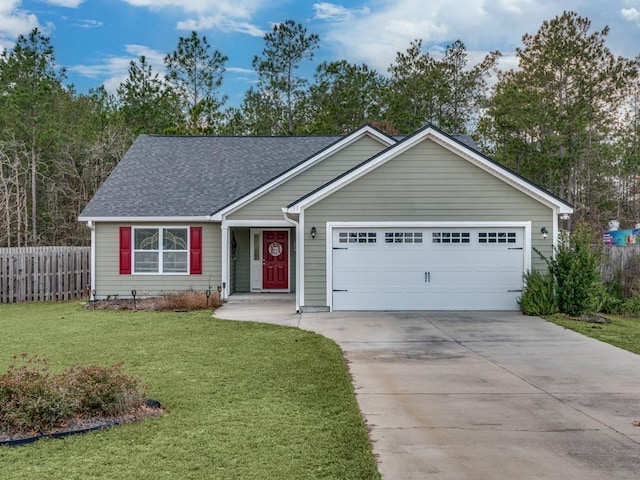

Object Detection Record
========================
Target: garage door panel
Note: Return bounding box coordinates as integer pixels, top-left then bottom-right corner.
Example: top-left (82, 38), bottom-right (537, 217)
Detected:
top-left (332, 227), bottom-right (525, 311)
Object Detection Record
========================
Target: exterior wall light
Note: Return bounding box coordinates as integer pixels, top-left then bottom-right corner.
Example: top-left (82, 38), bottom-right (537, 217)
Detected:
top-left (310, 226), bottom-right (317, 239)
top-left (541, 227), bottom-right (548, 239)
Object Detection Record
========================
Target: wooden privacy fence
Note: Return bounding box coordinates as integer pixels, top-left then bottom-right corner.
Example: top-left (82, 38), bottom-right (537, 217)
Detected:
top-left (601, 245), bottom-right (640, 281)
top-left (0, 247), bottom-right (90, 303)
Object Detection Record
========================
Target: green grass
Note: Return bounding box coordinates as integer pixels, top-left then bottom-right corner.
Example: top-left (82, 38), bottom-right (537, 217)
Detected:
top-left (545, 314), bottom-right (640, 355)
top-left (0, 302), bottom-right (380, 480)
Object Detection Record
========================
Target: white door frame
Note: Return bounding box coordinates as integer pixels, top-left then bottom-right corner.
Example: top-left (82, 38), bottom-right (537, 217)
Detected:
top-left (250, 227), bottom-right (291, 292)
top-left (326, 221), bottom-right (532, 311)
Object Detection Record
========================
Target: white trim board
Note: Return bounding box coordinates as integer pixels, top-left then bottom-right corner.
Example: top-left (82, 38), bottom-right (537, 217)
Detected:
top-left (79, 216), bottom-right (211, 223)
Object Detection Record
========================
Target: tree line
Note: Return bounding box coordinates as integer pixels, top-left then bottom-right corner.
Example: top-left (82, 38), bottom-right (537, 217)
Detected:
top-left (0, 10), bottom-right (638, 247)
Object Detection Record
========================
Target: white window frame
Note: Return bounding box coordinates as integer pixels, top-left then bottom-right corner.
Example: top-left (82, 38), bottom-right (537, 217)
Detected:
top-left (132, 226), bottom-right (190, 275)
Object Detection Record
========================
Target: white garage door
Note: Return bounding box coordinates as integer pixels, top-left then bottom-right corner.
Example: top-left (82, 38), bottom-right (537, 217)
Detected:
top-left (332, 227), bottom-right (525, 310)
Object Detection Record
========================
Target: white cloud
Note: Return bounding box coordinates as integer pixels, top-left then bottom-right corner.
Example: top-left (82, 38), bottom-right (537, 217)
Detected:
top-left (226, 66), bottom-right (256, 74)
top-left (45, 0), bottom-right (84, 7)
top-left (122, 0), bottom-right (270, 36)
top-left (68, 44), bottom-right (167, 92)
top-left (122, 0), bottom-right (258, 18)
top-left (176, 17), bottom-right (264, 36)
top-left (72, 18), bottom-right (103, 29)
top-left (0, 1), bottom-right (40, 43)
top-left (319, 0), bottom-right (578, 74)
top-left (621, 7), bottom-right (640, 23)
top-left (313, 2), bottom-right (369, 21)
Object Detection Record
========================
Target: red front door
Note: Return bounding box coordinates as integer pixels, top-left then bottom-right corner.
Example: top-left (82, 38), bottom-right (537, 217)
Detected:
top-left (263, 230), bottom-right (288, 290)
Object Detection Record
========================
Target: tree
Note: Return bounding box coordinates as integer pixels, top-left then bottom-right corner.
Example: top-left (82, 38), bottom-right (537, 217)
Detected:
top-left (252, 20), bottom-right (319, 134)
top-left (480, 12), bottom-right (637, 227)
top-left (43, 88), bottom-right (133, 244)
top-left (386, 39), bottom-right (499, 133)
top-left (164, 31), bottom-right (228, 134)
top-left (0, 28), bottom-right (66, 244)
top-left (117, 55), bottom-right (181, 134)
top-left (221, 87), bottom-right (286, 135)
top-left (0, 137), bottom-right (29, 247)
top-left (607, 61), bottom-right (640, 226)
top-left (303, 60), bottom-right (387, 134)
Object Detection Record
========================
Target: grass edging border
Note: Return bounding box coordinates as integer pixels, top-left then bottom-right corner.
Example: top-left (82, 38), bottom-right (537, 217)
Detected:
top-left (1, 399), bottom-right (162, 448)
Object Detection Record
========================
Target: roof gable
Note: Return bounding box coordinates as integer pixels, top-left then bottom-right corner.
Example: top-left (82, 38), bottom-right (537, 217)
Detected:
top-left (285, 125), bottom-right (573, 215)
top-left (213, 124), bottom-right (397, 220)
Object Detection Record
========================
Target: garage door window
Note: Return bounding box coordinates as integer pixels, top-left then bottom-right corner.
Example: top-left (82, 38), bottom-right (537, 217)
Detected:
top-left (432, 232), bottom-right (470, 244)
top-left (385, 232), bottom-right (423, 243)
top-left (479, 232), bottom-right (517, 244)
top-left (338, 232), bottom-right (377, 243)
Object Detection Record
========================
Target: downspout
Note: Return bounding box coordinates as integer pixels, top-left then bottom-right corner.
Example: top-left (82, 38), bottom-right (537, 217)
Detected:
top-left (87, 221), bottom-right (96, 301)
top-left (283, 210), bottom-right (301, 313)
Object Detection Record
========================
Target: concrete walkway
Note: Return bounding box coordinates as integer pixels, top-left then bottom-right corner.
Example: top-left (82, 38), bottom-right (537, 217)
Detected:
top-left (216, 295), bottom-right (640, 479)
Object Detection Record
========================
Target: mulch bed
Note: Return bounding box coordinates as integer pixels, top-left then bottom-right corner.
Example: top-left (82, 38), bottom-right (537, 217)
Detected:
top-left (84, 293), bottom-right (220, 312)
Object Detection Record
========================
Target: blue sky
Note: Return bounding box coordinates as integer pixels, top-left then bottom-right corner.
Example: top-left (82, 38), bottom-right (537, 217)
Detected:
top-left (3, 1), bottom-right (640, 107)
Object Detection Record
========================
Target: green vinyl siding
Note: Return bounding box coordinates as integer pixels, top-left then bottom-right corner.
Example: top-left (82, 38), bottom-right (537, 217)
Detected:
top-left (227, 135), bottom-right (389, 220)
top-left (302, 137), bottom-right (555, 307)
top-left (94, 222), bottom-right (221, 298)
top-left (231, 228), bottom-right (251, 293)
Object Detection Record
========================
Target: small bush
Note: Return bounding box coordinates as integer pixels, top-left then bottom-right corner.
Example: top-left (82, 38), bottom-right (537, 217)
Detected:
top-left (63, 364), bottom-right (146, 417)
top-left (152, 290), bottom-right (220, 311)
top-left (0, 355), bottom-right (76, 433)
top-left (598, 282), bottom-right (624, 314)
top-left (547, 224), bottom-right (602, 317)
top-left (0, 354), bottom-right (148, 435)
top-left (519, 270), bottom-right (557, 316)
top-left (621, 295), bottom-right (640, 316)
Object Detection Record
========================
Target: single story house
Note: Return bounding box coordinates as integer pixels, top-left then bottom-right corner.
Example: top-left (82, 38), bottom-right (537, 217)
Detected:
top-left (78, 124), bottom-right (572, 311)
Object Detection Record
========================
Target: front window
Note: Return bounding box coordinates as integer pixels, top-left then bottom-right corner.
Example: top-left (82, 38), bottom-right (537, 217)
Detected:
top-left (133, 227), bottom-right (188, 273)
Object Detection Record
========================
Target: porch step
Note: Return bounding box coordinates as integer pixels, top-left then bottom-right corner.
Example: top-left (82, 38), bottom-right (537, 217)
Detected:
top-left (226, 293), bottom-right (295, 304)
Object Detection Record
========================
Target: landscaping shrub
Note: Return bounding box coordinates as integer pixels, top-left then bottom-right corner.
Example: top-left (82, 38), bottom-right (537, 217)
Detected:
top-left (152, 290), bottom-right (220, 311)
top-left (621, 295), bottom-right (640, 316)
top-left (518, 270), bottom-right (557, 315)
top-left (597, 282), bottom-right (624, 314)
top-left (63, 364), bottom-right (146, 417)
top-left (0, 355), bottom-right (76, 433)
top-left (0, 354), bottom-right (148, 435)
top-left (546, 224), bottom-right (602, 317)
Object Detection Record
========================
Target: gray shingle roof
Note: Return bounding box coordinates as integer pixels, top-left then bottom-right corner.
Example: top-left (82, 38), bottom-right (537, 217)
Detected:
top-left (79, 134), bottom-right (343, 218)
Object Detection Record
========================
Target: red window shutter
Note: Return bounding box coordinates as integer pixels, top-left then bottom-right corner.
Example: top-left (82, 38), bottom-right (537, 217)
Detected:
top-left (119, 227), bottom-right (132, 274)
top-left (190, 226), bottom-right (202, 274)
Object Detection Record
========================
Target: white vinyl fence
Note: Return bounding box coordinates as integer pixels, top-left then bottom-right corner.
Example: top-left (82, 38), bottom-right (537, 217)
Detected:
top-left (0, 247), bottom-right (90, 303)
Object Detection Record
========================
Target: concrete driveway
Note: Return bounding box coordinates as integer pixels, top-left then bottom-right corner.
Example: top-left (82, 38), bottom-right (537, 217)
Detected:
top-left (216, 295), bottom-right (640, 479)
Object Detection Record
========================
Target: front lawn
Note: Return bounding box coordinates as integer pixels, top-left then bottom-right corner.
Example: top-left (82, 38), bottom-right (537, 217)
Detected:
top-left (0, 302), bottom-right (380, 480)
top-left (545, 314), bottom-right (640, 355)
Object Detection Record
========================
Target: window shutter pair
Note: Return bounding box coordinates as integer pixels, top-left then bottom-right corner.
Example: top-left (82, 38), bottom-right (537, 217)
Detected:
top-left (119, 226), bottom-right (202, 274)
